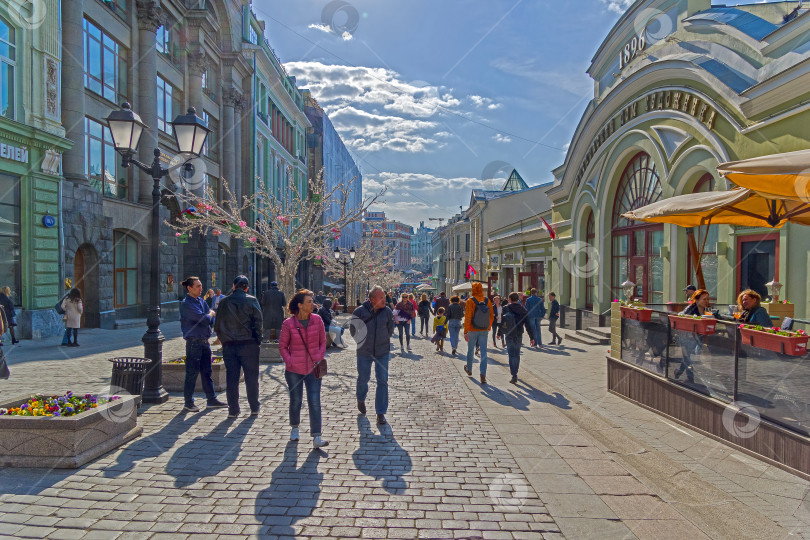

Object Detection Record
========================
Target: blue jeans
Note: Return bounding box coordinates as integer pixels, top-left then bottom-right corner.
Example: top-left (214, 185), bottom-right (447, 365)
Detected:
top-left (411, 317), bottom-right (416, 335)
top-left (356, 353), bottom-right (390, 414)
top-left (184, 339), bottom-right (216, 405)
top-left (528, 317), bottom-right (542, 345)
top-left (222, 341), bottom-right (260, 414)
top-left (285, 370), bottom-right (322, 435)
top-left (466, 330), bottom-right (490, 375)
top-left (506, 335), bottom-right (522, 376)
top-left (448, 320), bottom-right (462, 350)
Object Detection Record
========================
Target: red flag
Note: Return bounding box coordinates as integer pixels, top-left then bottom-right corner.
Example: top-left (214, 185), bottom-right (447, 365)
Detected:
top-left (465, 264), bottom-right (477, 279)
top-left (541, 217), bottom-right (556, 239)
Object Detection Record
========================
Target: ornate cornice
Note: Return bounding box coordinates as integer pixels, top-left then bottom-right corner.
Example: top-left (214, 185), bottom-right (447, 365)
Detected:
top-left (136, 1), bottom-right (165, 33)
top-left (224, 89), bottom-right (244, 110)
top-left (187, 48), bottom-right (210, 75)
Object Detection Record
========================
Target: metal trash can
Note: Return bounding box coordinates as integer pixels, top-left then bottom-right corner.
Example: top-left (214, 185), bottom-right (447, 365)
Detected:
top-left (108, 357), bottom-right (149, 403)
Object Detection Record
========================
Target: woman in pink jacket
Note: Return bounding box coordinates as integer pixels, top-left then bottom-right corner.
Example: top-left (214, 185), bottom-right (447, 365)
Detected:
top-left (279, 289), bottom-right (328, 449)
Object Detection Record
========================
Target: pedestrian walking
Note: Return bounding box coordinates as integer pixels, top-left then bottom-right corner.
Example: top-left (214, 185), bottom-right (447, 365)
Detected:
top-left (280, 289), bottom-right (329, 449)
top-left (432, 307), bottom-right (447, 353)
top-left (491, 295), bottom-right (504, 348)
top-left (350, 286), bottom-right (395, 425)
top-left (433, 291), bottom-right (450, 314)
top-left (463, 283), bottom-right (494, 384)
top-left (409, 293), bottom-right (418, 336)
top-left (524, 288), bottom-right (546, 347)
top-left (0, 287), bottom-right (19, 344)
top-left (446, 295), bottom-right (464, 355)
top-left (61, 288), bottom-right (83, 347)
top-left (548, 292), bottom-right (562, 345)
top-left (212, 288), bottom-right (226, 310)
top-left (260, 281), bottom-right (286, 340)
top-left (204, 289), bottom-right (215, 309)
top-left (393, 293), bottom-right (414, 352)
top-left (214, 275), bottom-right (263, 418)
top-left (179, 276), bottom-right (226, 412)
top-left (315, 290), bottom-right (327, 305)
top-left (418, 293), bottom-right (432, 336)
top-left (498, 292), bottom-right (533, 384)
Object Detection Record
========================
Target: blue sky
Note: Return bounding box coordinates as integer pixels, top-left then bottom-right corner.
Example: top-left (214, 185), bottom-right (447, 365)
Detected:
top-left (252, 0), bottom-right (757, 227)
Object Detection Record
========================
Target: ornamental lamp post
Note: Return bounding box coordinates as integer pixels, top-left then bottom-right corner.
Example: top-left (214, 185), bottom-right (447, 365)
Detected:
top-left (105, 102), bottom-right (211, 404)
top-left (333, 246), bottom-right (356, 313)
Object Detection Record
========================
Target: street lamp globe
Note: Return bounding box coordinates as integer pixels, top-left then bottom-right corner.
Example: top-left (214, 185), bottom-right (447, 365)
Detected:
top-left (349, 247), bottom-right (356, 259)
top-left (334, 246), bottom-right (341, 259)
top-left (104, 102), bottom-right (146, 156)
top-left (171, 107), bottom-right (211, 157)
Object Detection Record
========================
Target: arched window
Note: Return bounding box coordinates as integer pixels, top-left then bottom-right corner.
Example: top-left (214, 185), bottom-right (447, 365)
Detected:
top-left (611, 152), bottom-right (664, 303)
top-left (114, 232), bottom-right (138, 307)
top-left (585, 210), bottom-right (595, 310)
top-left (0, 16), bottom-right (15, 119)
top-left (689, 174), bottom-right (718, 299)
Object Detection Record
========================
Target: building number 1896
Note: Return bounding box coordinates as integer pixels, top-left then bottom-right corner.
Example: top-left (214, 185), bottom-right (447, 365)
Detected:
top-left (619, 33), bottom-right (646, 70)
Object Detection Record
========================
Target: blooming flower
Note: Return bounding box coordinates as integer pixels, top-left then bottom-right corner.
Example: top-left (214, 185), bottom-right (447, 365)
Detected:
top-left (239, 221), bottom-right (246, 228)
top-left (249, 237), bottom-right (256, 243)
top-left (175, 232), bottom-right (181, 237)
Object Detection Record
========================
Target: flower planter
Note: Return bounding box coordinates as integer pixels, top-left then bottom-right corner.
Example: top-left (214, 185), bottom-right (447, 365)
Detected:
top-left (668, 315), bottom-right (716, 335)
top-left (739, 327), bottom-right (809, 356)
top-left (260, 342), bottom-right (282, 363)
top-left (0, 394), bottom-right (141, 468)
top-left (620, 306), bottom-right (652, 322)
top-left (162, 360), bottom-right (236, 392)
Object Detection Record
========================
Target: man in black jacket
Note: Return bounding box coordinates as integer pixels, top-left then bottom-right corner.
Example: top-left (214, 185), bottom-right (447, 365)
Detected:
top-left (215, 275), bottom-right (263, 418)
top-left (350, 286), bottom-right (395, 425)
top-left (498, 292), bottom-right (533, 385)
top-left (260, 281), bottom-right (285, 339)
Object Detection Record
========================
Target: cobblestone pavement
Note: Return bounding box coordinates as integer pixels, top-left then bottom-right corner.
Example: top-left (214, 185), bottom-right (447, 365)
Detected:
top-left (0, 320), bottom-right (808, 539)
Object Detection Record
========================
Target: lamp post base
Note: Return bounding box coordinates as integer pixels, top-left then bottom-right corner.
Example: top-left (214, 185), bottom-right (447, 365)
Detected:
top-left (141, 325), bottom-right (169, 404)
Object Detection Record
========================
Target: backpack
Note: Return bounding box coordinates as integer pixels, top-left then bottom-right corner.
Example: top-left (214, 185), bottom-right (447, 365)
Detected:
top-left (471, 298), bottom-right (490, 330)
top-left (501, 308), bottom-right (517, 336)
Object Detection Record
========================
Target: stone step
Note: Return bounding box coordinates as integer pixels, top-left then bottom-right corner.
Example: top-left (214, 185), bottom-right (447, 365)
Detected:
top-left (566, 326), bottom-right (611, 345)
top-left (565, 331), bottom-right (603, 346)
top-left (114, 318), bottom-right (147, 330)
top-left (588, 327), bottom-right (612, 339)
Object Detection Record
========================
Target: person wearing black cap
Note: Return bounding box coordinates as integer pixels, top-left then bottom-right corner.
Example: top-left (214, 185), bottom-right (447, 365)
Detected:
top-left (683, 284), bottom-right (697, 302)
top-left (260, 281), bottom-right (286, 339)
top-left (215, 275), bottom-right (264, 418)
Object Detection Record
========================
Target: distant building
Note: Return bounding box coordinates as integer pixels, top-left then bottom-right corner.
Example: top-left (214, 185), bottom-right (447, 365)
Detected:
top-left (410, 221), bottom-right (434, 274)
top-left (363, 211), bottom-right (413, 271)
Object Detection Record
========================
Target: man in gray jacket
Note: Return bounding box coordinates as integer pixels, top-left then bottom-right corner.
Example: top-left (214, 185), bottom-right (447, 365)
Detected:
top-left (350, 285), bottom-right (395, 425)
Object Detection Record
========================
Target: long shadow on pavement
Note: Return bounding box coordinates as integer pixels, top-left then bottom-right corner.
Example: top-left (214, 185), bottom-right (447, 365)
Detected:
top-left (255, 441), bottom-right (324, 536)
top-left (352, 415), bottom-right (412, 494)
top-left (476, 380), bottom-right (572, 411)
top-left (166, 416), bottom-right (256, 488)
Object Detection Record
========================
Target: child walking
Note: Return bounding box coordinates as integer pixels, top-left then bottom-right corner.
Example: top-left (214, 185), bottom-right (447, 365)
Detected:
top-left (432, 307), bottom-right (447, 353)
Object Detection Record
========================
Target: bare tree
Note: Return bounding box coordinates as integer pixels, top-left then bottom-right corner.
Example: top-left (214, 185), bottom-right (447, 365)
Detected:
top-left (316, 238), bottom-right (398, 307)
top-left (170, 168), bottom-right (383, 298)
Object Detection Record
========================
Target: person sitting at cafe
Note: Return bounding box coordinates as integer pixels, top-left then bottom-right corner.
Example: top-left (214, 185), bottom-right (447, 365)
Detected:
top-left (673, 288), bottom-right (712, 383)
top-left (681, 289), bottom-right (711, 317)
top-left (737, 289), bottom-right (771, 327)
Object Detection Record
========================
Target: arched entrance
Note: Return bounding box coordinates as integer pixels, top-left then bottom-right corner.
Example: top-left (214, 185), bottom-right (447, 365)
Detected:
top-left (74, 244), bottom-right (100, 327)
top-left (611, 152), bottom-right (664, 303)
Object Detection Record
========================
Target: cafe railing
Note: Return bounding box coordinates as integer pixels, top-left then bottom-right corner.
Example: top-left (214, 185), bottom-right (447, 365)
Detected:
top-left (619, 307), bottom-right (810, 436)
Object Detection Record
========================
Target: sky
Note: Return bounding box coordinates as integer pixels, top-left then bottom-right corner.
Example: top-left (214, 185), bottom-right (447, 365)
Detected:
top-left (252, 0), bottom-right (761, 228)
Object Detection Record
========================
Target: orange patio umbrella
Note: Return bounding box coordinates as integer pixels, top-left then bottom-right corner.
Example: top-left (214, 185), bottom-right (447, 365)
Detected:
top-left (717, 148), bottom-right (810, 201)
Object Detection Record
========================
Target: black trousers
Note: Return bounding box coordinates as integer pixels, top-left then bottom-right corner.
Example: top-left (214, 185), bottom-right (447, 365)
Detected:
top-left (222, 341), bottom-right (261, 414)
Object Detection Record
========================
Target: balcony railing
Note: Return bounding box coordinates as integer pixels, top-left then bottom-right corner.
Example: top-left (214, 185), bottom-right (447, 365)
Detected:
top-left (619, 306), bottom-right (810, 436)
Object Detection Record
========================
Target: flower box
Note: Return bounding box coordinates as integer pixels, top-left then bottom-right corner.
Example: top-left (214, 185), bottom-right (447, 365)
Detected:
top-left (620, 306), bottom-right (652, 322)
top-left (668, 315), bottom-right (716, 335)
top-left (162, 358), bottom-right (238, 392)
top-left (739, 327), bottom-right (809, 356)
top-left (0, 393), bottom-right (141, 468)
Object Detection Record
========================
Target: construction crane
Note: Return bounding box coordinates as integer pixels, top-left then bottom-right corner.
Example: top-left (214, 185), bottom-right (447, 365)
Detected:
top-left (428, 217), bottom-right (445, 225)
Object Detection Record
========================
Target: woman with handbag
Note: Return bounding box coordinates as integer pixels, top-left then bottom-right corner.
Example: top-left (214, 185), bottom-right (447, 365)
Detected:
top-left (279, 289), bottom-right (329, 449)
top-left (61, 288), bottom-right (83, 347)
top-left (394, 293), bottom-right (414, 352)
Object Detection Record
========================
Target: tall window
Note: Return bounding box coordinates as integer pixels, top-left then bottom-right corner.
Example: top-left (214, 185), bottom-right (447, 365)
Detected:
top-left (585, 210), bottom-right (596, 310)
top-left (0, 17), bottom-right (14, 119)
top-left (0, 174), bottom-right (20, 298)
top-left (83, 18), bottom-right (126, 103)
top-left (114, 232), bottom-right (138, 307)
top-left (248, 25), bottom-right (259, 45)
top-left (157, 76), bottom-right (173, 133)
top-left (201, 110), bottom-right (210, 157)
top-left (689, 174), bottom-right (719, 299)
top-left (611, 152), bottom-right (664, 303)
top-left (85, 117), bottom-right (127, 199)
top-left (206, 174), bottom-right (219, 203)
top-left (156, 26), bottom-right (170, 55)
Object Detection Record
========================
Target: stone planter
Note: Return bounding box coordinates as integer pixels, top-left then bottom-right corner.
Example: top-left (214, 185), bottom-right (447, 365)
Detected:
top-left (260, 342), bottom-right (282, 363)
top-left (0, 394), bottom-right (141, 468)
top-left (162, 360), bottom-right (232, 392)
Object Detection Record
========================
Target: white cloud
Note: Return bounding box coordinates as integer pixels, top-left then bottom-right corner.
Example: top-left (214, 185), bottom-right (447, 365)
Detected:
top-left (601, 0), bottom-right (634, 14)
top-left (307, 23), bottom-right (353, 41)
top-left (286, 61), bottom-right (494, 154)
top-left (469, 95), bottom-right (502, 110)
top-left (493, 133), bottom-right (512, 143)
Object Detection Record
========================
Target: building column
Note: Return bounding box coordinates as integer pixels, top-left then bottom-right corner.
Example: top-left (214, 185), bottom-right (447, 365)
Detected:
top-left (222, 89), bottom-right (239, 199)
top-left (234, 98), bottom-right (244, 203)
top-left (61, 0), bottom-right (86, 184)
top-left (187, 49), bottom-right (207, 119)
top-left (136, 1), bottom-right (163, 205)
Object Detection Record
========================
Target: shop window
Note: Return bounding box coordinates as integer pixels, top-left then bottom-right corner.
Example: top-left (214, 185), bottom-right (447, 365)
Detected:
top-left (611, 152), bottom-right (664, 303)
top-left (83, 18), bottom-right (127, 103)
top-left (689, 174), bottom-right (719, 299)
top-left (0, 174), bottom-right (20, 298)
top-left (157, 75), bottom-right (173, 133)
top-left (114, 232), bottom-right (138, 307)
top-left (85, 117), bottom-right (127, 199)
top-left (0, 16), bottom-right (14, 119)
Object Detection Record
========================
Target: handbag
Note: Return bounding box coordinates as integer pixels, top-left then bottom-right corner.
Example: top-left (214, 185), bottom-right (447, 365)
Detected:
top-left (296, 322), bottom-right (327, 379)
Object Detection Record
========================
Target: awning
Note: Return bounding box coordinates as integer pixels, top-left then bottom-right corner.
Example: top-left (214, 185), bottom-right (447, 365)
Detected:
top-left (322, 281), bottom-right (343, 289)
top-left (452, 281), bottom-right (489, 293)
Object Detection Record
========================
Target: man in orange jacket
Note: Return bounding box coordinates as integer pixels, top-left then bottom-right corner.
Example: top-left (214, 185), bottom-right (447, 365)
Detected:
top-left (463, 282), bottom-right (495, 384)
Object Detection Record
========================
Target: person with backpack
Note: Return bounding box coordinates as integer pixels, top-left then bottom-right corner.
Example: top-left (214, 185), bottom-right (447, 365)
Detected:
top-left (463, 282), bottom-right (494, 384)
top-left (524, 288), bottom-right (546, 347)
top-left (446, 295), bottom-right (465, 355)
top-left (498, 292), bottom-right (534, 384)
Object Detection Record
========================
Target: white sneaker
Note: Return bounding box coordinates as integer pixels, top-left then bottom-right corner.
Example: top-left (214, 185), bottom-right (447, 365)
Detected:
top-left (290, 427), bottom-right (299, 441)
top-left (313, 436), bottom-right (329, 449)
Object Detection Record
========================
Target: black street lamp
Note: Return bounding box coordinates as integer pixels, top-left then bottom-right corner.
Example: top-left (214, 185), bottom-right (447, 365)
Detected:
top-left (334, 246), bottom-right (356, 313)
top-left (105, 102), bottom-right (211, 404)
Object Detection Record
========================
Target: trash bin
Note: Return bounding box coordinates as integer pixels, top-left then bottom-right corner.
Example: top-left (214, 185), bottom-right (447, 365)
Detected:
top-left (108, 357), bottom-right (149, 403)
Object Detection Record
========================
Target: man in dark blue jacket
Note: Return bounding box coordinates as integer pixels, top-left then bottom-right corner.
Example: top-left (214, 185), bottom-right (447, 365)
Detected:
top-left (179, 276), bottom-right (226, 412)
top-left (524, 288), bottom-right (546, 347)
top-left (499, 292), bottom-right (534, 384)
